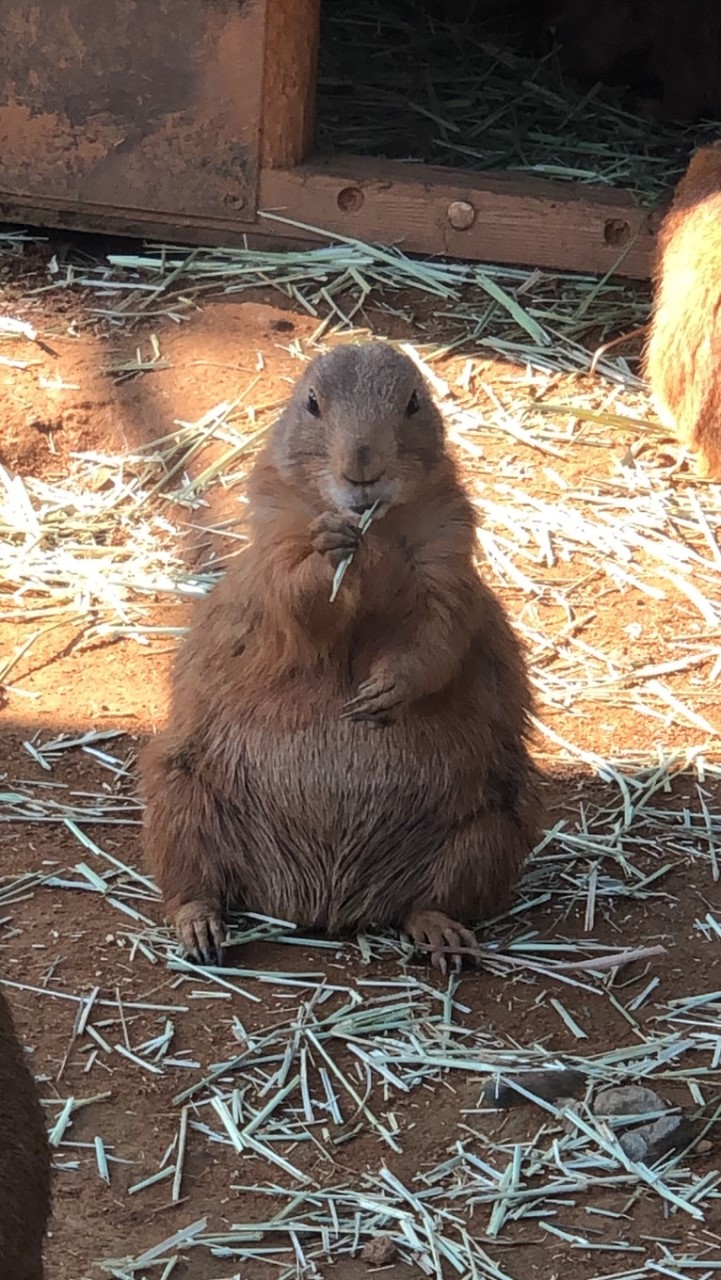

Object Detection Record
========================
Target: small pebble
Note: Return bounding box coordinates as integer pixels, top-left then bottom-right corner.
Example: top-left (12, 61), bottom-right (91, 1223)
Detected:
top-left (618, 1114), bottom-right (694, 1164)
top-left (593, 1085), bottom-right (663, 1117)
top-left (482, 1068), bottom-right (586, 1109)
top-left (361, 1235), bottom-right (398, 1266)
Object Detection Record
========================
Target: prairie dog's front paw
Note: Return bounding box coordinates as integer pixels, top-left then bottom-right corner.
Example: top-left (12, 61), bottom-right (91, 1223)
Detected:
top-left (310, 510), bottom-right (362, 568)
top-left (341, 672), bottom-right (407, 726)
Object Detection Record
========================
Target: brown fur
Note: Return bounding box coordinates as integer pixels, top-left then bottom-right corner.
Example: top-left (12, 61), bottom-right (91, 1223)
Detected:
top-left (0, 987), bottom-right (52, 1280)
top-left (548, 1), bottom-right (721, 120)
top-left (644, 143), bottom-right (721, 479)
top-left (140, 342), bottom-right (540, 968)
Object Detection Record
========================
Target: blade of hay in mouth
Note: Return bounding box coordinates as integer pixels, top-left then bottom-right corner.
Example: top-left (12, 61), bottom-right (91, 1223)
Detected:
top-left (330, 500), bottom-right (380, 602)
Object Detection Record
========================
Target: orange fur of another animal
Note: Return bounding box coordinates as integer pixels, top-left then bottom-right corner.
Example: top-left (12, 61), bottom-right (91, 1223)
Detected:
top-left (140, 342), bottom-right (541, 971)
top-left (645, 143), bottom-right (721, 479)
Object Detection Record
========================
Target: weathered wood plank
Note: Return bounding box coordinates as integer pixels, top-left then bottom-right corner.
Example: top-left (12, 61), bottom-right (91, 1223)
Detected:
top-left (0, 1), bottom-right (664, 279)
top-left (259, 155), bottom-right (661, 279)
top-left (261, 0), bottom-right (321, 168)
top-left (0, 153), bottom-right (660, 282)
top-left (0, 0), bottom-right (265, 221)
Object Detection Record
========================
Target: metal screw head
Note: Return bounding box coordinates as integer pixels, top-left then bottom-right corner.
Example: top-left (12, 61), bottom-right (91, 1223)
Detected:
top-left (223, 191), bottom-right (246, 210)
top-left (447, 200), bottom-right (476, 230)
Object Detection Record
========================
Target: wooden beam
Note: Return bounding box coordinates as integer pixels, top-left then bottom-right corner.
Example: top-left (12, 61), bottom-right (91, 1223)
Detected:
top-left (260, 0), bottom-right (321, 169)
top-left (259, 154), bottom-right (661, 279)
top-left (0, 151), bottom-right (661, 281)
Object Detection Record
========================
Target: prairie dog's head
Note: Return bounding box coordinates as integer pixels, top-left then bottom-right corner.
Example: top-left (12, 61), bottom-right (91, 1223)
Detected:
top-left (271, 342), bottom-right (445, 516)
top-left (548, 0), bottom-right (650, 84)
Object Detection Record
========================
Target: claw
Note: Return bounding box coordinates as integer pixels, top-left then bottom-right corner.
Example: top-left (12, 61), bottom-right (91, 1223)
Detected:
top-left (310, 511), bottom-right (362, 563)
top-left (340, 705), bottom-right (399, 722)
top-left (174, 901), bottom-right (225, 967)
top-left (403, 909), bottom-right (480, 974)
top-left (341, 677), bottom-right (402, 724)
top-left (343, 681), bottom-right (395, 710)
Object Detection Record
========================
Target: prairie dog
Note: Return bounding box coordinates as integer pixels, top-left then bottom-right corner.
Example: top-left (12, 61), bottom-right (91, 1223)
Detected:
top-left (141, 342), bottom-right (540, 971)
top-left (645, 143), bottom-right (721, 478)
top-left (548, 1), bottom-right (721, 120)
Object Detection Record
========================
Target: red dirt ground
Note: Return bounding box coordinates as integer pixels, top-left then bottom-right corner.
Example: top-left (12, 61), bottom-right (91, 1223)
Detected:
top-left (1, 239), bottom-right (720, 1280)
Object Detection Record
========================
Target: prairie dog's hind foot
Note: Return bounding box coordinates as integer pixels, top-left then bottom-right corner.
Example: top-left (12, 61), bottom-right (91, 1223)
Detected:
top-left (696, 445), bottom-right (721, 482)
top-left (403, 908), bottom-right (480, 975)
top-left (173, 901), bottom-right (225, 967)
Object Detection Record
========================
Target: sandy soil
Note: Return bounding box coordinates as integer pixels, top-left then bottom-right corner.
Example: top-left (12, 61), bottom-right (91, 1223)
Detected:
top-left (1, 238), bottom-right (720, 1280)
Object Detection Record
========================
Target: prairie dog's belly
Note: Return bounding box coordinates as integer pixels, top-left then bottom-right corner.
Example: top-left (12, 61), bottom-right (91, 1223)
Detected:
top-left (240, 712), bottom-right (453, 831)
top-left (227, 711), bottom-right (469, 929)
top-left (226, 657), bottom-right (489, 831)
top-left (204, 651), bottom-right (497, 927)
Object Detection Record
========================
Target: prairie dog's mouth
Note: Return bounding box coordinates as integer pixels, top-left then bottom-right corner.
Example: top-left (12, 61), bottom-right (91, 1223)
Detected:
top-left (341, 471), bottom-right (384, 488)
top-left (325, 474), bottom-right (397, 518)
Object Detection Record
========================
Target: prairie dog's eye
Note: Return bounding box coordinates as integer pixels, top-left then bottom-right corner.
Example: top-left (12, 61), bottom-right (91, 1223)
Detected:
top-left (306, 389), bottom-right (321, 418)
top-left (406, 390), bottom-right (420, 416)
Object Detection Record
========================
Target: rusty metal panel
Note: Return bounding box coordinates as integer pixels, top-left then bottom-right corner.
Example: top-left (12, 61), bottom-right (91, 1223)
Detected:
top-left (0, 0), bottom-right (265, 224)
